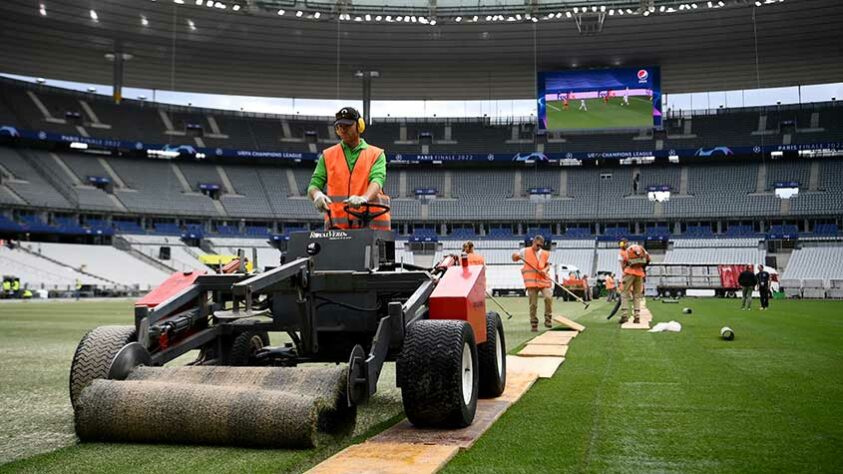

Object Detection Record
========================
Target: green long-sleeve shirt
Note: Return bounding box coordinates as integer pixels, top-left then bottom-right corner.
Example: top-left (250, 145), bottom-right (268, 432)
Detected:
top-left (307, 138), bottom-right (386, 194)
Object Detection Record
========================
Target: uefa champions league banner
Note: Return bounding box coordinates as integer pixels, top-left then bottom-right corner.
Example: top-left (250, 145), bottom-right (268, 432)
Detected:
top-left (2, 125), bottom-right (840, 164)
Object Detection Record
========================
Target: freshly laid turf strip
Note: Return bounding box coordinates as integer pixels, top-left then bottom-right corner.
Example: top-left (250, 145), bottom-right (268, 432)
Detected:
top-left (444, 299), bottom-right (843, 473)
top-left (75, 366), bottom-right (355, 448)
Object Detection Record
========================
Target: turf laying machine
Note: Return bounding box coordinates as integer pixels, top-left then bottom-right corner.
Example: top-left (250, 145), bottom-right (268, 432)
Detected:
top-left (69, 204), bottom-right (506, 448)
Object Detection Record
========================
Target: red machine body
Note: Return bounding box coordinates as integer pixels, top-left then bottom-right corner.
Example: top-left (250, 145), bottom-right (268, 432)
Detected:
top-left (135, 271), bottom-right (205, 309)
top-left (428, 264), bottom-right (488, 344)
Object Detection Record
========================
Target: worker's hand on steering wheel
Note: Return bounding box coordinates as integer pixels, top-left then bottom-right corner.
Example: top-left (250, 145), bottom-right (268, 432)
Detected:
top-left (344, 195), bottom-right (368, 208)
top-left (312, 191), bottom-right (331, 213)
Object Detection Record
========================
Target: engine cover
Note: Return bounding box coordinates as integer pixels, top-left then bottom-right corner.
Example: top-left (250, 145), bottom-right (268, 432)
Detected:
top-left (428, 264), bottom-right (487, 344)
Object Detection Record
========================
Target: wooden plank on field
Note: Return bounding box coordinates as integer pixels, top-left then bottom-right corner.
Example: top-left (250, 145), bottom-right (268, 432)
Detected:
top-left (552, 315), bottom-right (586, 332)
top-left (518, 344), bottom-right (569, 357)
top-left (369, 400), bottom-right (510, 449)
top-left (307, 442), bottom-right (459, 474)
top-left (530, 331), bottom-right (576, 345)
top-left (505, 355), bottom-right (564, 378)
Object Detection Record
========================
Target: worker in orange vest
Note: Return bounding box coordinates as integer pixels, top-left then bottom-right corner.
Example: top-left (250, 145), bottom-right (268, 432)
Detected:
top-left (308, 107), bottom-right (391, 230)
top-left (605, 272), bottom-right (617, 302)
top-left (512, 235), bottom-right (553, 332)
top-left (618, 238), bottom-right (651, 324)
top-left (462, 241), bottom-right (485, 265)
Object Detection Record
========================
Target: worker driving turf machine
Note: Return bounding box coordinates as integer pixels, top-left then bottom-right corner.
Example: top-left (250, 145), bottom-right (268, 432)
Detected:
top-left (68, 107), bottom-right (506, 450)
top-left (308, 106), bottom-right (391, 231)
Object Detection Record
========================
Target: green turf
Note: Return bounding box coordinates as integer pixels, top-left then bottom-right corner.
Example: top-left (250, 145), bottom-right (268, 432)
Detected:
top-left (444, 298), bottom-right (843, 473)
top-left (546, 97), bottom-right (653, 130)
top-left (0, 297), bottom-right (574, 473)
top-left (3, 298), bottom-right (840, 473)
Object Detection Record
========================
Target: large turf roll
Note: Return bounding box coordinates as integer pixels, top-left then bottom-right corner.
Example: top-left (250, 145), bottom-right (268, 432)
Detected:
top-left (74, 365), bottom-right (356, 448)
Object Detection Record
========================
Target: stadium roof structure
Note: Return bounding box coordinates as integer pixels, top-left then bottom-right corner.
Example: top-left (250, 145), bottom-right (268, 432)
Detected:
top-left (0, 0), bottom-right (840, 100)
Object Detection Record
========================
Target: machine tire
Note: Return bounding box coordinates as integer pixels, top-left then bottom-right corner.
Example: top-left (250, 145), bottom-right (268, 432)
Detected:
top-left (398, 320), bottom-right (478, 428)
top-left (228, 331), bottom-right (270, 366)
top-left (477, 312), bottom-right (506, 398)
top-left (69, 325), bottom-right (136, 409)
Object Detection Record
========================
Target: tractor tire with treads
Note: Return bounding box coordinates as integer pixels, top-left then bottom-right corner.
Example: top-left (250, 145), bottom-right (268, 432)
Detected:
top-left (69, 325), bottom-right (136, 409)
top-left (477, 311), bottom-right (506, 398)
top-left (228, 331), bottom-right (270, 366)
top-left (397, 320), bottom-right (478, 428)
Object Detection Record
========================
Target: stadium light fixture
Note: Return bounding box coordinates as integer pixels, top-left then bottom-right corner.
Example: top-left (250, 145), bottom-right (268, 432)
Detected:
top-left (141, 15), bottom-right (149, 26)
top-left (90, 9), bottom-right (99, 22)
top-left (39, 3), bottom-right (46, 16)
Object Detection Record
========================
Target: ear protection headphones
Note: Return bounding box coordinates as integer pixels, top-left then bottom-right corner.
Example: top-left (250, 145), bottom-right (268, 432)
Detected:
top-left (334, 107), bottom-right (365, 134)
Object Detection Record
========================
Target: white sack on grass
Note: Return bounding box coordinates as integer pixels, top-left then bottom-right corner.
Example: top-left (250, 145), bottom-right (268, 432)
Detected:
top-left (648, 321), bottom-right (682, 333)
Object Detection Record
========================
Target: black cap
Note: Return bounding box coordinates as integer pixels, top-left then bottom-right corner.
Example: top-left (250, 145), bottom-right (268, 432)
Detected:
top-left (334, 107), bottom-right (361, 126)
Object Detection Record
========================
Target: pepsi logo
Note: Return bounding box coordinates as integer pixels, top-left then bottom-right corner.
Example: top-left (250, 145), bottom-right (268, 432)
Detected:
top-left (637, 69), bottom-right (649, 81)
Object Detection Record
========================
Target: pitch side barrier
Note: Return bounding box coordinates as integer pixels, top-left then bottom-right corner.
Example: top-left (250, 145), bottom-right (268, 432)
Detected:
top-left (1, 124), bottom-right (840, 164)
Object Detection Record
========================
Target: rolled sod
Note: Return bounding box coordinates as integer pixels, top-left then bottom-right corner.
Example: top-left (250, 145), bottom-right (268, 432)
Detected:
top-left (74, 365), bottom-right (356, 448)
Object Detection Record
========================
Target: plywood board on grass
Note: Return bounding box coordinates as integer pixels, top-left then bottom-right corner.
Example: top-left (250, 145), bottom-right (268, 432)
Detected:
top-left (496, 370), bottom-right (539, 404)
top-left (530, 331), bottom-right (576, 345)
top-left (307, 442), bottom-right (459, 474)
top-left (552, 315), bottom-right (586, 332)
top-left (621, 319), bottom-right (651, 330)
top-left (518, 344), bottom-right (569, 357)
top-left (505, 355), bottom-right (564, 378)
top-left (369, 399), bottom-right (510, 449)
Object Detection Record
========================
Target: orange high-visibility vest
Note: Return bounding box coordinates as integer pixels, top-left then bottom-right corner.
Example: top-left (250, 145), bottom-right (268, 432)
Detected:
top-left (605, 276), bottom-right (615, 290)
top-left (466, 253), bottom-right (485, 265)
top-left (621, 245), bottom-right (649, 277)
top-left (323, 143), bottom-right (391, 231)
top-left (521, 247), bottom-right (551, 289)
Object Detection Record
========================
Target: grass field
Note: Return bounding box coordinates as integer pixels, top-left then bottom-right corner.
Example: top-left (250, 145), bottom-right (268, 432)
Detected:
top-left (546, 97), bottom-right (653, 130)
top-left (1, 297), bottom-right (841, 473)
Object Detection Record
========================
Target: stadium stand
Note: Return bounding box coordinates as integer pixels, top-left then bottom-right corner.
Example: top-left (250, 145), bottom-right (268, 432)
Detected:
top-left (664, 238), bottom-right (765, 265)
top-left (25, 242), bottom-right (170, 289)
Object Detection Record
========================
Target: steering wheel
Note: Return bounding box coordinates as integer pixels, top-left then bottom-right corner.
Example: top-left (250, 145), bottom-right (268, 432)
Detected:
top-left (344, 202), bottom-right (390, 228)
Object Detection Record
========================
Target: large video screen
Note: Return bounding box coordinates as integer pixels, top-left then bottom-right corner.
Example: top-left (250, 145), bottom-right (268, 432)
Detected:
top-left (537, 67), bottom-right (661, 131)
